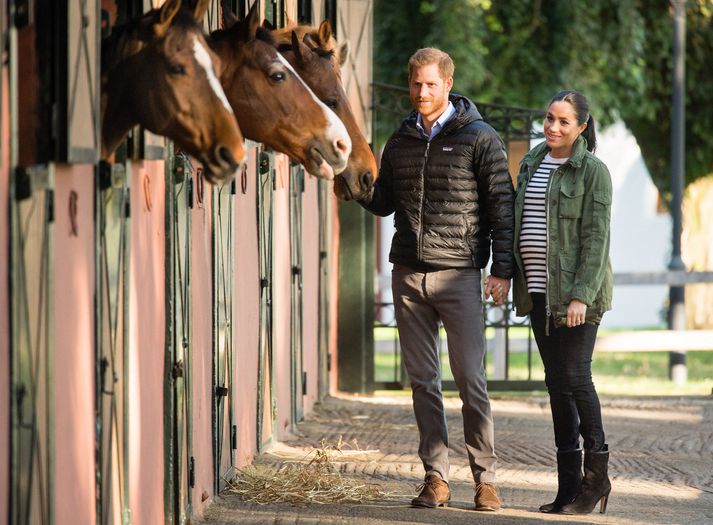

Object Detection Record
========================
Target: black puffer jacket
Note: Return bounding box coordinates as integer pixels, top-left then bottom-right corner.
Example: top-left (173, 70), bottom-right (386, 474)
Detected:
top-left (360, 94), bottom-right (514, 278)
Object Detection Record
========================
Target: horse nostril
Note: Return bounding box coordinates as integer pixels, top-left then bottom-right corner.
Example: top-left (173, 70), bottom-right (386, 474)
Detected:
top-left (361, 171), bottom-right (374, 189)
top-left (216, 145), bottom-right (238, 170)
top-left (334, 139), bottom-right (349, 158)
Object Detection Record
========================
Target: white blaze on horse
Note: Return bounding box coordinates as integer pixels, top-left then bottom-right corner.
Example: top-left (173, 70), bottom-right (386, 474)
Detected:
top-left (268, 18), bottom-right (378, 200)
top-left (208, 3), bottom-right (351, 180)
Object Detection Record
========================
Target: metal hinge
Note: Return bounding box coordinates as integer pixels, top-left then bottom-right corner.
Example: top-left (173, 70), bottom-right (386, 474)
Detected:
top-left (172, 360), bottom-right (184, 379)
top-left (231, 425), bottom-right (237, 450)
top-left (189, 457), bottom-right (195, 488)
top-left (302, 371), bottom-right (307, 396)
top-left (215, 385), bottom-right (228, 397)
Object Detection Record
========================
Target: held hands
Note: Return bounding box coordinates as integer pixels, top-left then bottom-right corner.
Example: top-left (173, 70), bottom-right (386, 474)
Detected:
top-left (566, 299), bottom-right (588, 327)
top-left (484, 276), bottom-right (511, 306)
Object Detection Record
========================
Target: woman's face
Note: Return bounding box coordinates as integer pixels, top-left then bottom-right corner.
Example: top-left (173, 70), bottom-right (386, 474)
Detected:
top-left (544, 100), bottom-right (587, 158)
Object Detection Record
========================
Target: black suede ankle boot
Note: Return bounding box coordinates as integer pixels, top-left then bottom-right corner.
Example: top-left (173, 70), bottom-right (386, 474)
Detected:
top-left (540, 448), bottom-right (583, 513)
top-left (560, 445), bottom-right (611, 514)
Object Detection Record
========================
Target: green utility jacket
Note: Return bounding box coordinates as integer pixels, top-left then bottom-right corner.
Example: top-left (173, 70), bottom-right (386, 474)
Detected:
top-left (512, 135), bottom-right (613, 326)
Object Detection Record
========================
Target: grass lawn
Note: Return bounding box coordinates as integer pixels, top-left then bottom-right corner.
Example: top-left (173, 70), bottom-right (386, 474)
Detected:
top-left (374, 326), bottom-right (713, 396)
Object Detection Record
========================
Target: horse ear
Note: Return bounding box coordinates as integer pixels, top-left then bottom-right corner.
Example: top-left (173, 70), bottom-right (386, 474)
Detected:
top-left (338, 40), bottom-right (350, 67)
top-left (317, 19), bottom-right (333, 46)
top-left (291, 30), bottom-right (306, 65)
top-left (191, 0), bottom-right (211, 23)
top-left (154, 0), bottom-right (181, 38)
top-left (245, 1), bottom-right (260, 38)
top-left (262, 19), bottom-right (275, 31)
top-left (221, 0), bottom-right (238, 29)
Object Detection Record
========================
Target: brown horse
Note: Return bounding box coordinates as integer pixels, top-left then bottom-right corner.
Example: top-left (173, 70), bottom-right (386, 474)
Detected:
top-left (101, 0), bottom-right (244, 183)
top-left (269, 20), bottom-right (378, 200)
top-left (210, 4), bottom-right (351, 180)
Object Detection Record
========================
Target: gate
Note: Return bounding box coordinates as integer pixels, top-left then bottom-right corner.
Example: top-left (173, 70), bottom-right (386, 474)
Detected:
top-left (165, 148), bottom-right (194, 523)
top-left (95, 159), bottom-right (130, 525)
top-left (212, 172), bottom-right (235, 491)
top-left (289, 164), bottom-right (305, 425)
top-left (9, 166), bottom-right (54, 525)
top-left (256, 148), bottom-right (276, 451)
top-left (317, 180), bottom-right (332, 398)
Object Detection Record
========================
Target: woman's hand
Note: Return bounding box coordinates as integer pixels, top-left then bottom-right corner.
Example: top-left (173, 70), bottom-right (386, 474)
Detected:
top-left (566, 299), bottom-right (587, 328)
top-left (485, 275), bottom-right (510, 306)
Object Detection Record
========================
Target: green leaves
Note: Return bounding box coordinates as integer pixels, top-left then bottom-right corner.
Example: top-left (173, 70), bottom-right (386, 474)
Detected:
top-left (374, 0), bottom-right (713, 195)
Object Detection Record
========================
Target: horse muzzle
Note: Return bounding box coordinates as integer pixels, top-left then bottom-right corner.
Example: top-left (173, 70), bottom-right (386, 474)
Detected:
top-left (201, 143), bottom-right (244, 184)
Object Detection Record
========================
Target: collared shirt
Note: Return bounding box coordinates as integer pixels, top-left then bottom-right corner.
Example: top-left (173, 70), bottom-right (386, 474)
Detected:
top-left (416, 101), bottom-right (456, 141)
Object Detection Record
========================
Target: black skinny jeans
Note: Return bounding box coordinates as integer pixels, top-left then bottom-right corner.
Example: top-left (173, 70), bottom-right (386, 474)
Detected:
top-left (530, 293), bottom-right (606, 452)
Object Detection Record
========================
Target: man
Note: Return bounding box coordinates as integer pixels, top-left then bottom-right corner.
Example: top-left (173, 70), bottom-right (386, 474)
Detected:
top-left (359, 48), bottom-right (514, 511)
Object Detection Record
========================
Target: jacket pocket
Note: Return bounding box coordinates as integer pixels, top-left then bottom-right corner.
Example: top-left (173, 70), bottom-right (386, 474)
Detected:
top-left (559, 186), bottom-right (585, 218)
top-left (559, 254), bottom-right (578, 303)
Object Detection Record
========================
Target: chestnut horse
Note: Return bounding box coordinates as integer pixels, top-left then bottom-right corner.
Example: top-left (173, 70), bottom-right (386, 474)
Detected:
top-left (269, 20), bottom-right (378, 200)
top-left (210, 4), bottom-right (351, 180)
top-left (101, 0), bottom-right (244, 183)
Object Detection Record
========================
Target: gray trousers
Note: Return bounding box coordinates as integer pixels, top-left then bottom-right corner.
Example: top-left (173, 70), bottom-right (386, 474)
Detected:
top-left (392, 264), bottom-right (496, 483)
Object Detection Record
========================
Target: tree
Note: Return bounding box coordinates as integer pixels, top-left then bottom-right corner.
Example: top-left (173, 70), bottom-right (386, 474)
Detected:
top-left (374, 0), bottom-right (713, 197)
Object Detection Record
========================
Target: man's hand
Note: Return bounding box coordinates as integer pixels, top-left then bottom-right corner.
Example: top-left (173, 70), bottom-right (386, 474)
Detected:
top-left (484, 275), bottom-right (511, 306)
top-left (566, 299), bottom-right (588, 328)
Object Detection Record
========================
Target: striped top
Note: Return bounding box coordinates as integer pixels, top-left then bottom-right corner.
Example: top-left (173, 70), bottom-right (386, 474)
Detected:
top-left (520, 154), bottom-right (569, 293)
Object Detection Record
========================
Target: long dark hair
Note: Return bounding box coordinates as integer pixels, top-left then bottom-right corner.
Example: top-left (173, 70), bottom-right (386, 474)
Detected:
top-left (549, 90), bottom-right (596, 152)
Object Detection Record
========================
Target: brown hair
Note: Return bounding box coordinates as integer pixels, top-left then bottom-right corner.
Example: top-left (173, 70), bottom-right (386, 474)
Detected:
top-left (408, 47), bottom-right (454, 80)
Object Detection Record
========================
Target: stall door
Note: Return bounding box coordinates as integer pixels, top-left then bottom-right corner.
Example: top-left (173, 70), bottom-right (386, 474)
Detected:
top-left (212, 178), bottom-right (235, 491)
top-left (96, 161), bottom-right (130, 525)
top-left (10, 166), bottom-right (55, 525)
top-left (289, 164), bottom-right (305, 425)
top-left (166, 150), bottom-right (194, 523)
top-left (256, 149), bottom-right (276, 451)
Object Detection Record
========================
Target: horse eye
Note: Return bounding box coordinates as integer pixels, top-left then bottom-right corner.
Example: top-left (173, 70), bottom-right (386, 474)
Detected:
top-left (269, 72), bottom-right (286, 82)
top-left (325, 99), bottom-right (339, 110)
top-left (169, 64), bottom-right (186, 75)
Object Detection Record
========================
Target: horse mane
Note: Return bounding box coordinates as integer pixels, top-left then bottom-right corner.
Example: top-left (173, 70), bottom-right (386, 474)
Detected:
top-left (102, 8), bottom-right (199, 73)
top-left (210, 23), bottom-right (277, 46)
top-left (272, 25), bottom-right (338, 60)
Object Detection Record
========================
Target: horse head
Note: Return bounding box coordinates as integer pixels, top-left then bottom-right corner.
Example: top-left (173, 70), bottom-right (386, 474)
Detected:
top-left (101, 0), bottom-right (244, 183)
top-left (271, 20), bottom-right (377, 201)
top-left (210, 3), bottom-right (351, 180)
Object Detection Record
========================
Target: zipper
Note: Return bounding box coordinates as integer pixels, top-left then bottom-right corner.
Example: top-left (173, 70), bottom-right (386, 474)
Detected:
top-left (417, 141), bottom-right (431, 262)
top-left (544, 167), bottom-right (554, 336)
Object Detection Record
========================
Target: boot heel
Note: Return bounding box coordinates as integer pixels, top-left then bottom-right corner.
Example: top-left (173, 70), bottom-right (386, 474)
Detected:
top-left (599, 494), bottom-right (609, 514)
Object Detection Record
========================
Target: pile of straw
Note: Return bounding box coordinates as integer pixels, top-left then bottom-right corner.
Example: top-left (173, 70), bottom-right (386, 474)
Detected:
top-left (226, 438), bottom-right (388, 505)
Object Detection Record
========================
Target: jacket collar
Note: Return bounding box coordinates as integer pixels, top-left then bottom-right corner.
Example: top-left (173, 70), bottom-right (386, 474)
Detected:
top-left (521, 134), bottom-right (589, 170)
top-left (397, 94), bottom-right (482, 139)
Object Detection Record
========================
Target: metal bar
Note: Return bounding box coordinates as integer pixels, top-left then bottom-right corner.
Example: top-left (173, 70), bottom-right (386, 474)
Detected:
top-left (614, 271), bottom-right (713, 285)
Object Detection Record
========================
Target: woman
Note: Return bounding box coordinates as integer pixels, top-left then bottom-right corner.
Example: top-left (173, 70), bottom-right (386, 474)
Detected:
top-left (512, 90), bottom-right (613, 514)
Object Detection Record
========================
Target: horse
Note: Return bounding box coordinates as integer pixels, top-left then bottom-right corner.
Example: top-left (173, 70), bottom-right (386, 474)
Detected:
top-left (101, 0), bottom-right (244, 184)
top-left (268, 19), bottom-right (378, 200)
top-left (209, 3), bottom-right (351, 180)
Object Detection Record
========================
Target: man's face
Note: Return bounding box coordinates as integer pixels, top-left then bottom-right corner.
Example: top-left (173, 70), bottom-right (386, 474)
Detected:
top-left (409, 63), bottom-right (453, 122)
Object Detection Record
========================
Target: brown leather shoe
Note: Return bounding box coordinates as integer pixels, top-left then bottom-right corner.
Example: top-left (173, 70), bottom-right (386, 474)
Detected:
top-left (474, 482), bottom-right (501, 511)
top-left (411, 474), bottom-right (450, 508)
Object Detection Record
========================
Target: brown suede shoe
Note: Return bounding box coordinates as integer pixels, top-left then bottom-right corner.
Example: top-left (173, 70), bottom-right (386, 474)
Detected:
top-left (474, 482), bottom-right (501, 511)
top-left (411, 474), bottom-right (450, 508)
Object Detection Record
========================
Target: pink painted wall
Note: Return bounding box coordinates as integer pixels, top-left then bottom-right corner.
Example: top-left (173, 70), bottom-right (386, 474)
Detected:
top-left (272, 156), bottom-right (293, 440)
top-left (329, 194), bottom-right (341, 395)
top-left (53, 165), bottom-right (96, 525)
top-left (0, 68), bottom-right (9, 524)
top-left (232, 147), bottom-right (260, 467)
top-left (190, 175), bottom-right (214, 515)
top-left (301, 175), bottom-right (320, 413)
top-left (129, 161), bottom-right (166, 525)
